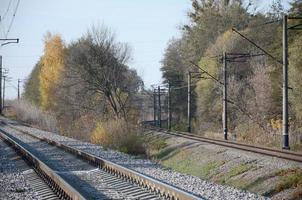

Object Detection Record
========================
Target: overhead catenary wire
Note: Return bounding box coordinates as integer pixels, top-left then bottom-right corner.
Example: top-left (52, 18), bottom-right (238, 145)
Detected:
top-left (6, 81), bottom-right (17, 90)
top-left (247, 19), bottom-right (282, 29)
top-left (189, 61), bottom-right (223, 85)
top-left (1, 0), bottom-right (13, 21)
top-left (5, 0), bottom-right (20, 38)
top-left (232, 28), bottom-right (283, 64)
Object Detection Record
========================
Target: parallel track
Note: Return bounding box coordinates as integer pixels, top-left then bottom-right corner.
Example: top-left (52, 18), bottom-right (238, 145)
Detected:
top-left (145, 126), bottom-right (302, 163)
top-left (0, 120), bottom-right (202, 200)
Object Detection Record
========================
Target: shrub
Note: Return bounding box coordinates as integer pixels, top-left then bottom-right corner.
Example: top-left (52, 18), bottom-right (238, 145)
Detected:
top-left (147, 138), bottom-right (167, 151)
top-left (7, 100), bottom-right (58, 132)
top-left (90, 119), bottom-right (146, 155)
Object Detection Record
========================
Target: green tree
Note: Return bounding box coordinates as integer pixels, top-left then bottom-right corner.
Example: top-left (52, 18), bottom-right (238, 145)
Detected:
top-left (161, 39), bottom-right (188, 126)
top-left (23, 60), bottom-right (42, 105)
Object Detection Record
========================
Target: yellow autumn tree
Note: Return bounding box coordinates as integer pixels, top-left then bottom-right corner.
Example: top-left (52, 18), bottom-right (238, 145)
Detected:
top-left (39, 32), bottom-right (65, 111)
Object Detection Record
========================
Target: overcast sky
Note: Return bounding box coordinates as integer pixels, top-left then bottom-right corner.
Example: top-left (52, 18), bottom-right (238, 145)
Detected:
top-left (0, 0), bottom-right (293, 99)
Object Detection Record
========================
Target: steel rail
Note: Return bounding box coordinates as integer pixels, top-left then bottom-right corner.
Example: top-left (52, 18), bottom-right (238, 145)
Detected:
top-left (2, 123), bottom-right (203, 200)
top-left (0, 129), bottom-right (86, 200)
top-left (145, 126), bottom-right (302, 163)
top-left (0, 138), bottom-right (61, 200)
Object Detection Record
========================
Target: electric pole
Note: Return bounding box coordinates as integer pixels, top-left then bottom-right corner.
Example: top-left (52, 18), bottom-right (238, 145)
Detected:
top-left (17, 79), bottom-right (21, 101)
top-left (2, 75), bottom-right (6, 110)
top-left (0, 56), bottom-right (2, 115)
top-left (168, 82), bottom-right (171, 130)
top-left (0, 38), bottom-right (19, 114)
top-left (223, 52), bottom-right (228, 140)
top-left (282, 15), bottom-right (289, 149)
top-left (158, 86), bottom-right (161, 128)
top-left (153, 88), bottom-right (157, 126)
top-left (221, 52), bottom-right (261, 140)
top-left (187, 72), bottom-right (191, 133)
top-left (281, 15), bottom-right (302, 149)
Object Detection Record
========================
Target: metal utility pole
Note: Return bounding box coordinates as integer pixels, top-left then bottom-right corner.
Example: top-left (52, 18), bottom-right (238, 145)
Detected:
top-left (0, 56), bottom-right (2, 115)
top-left (281, 15), bottom-right (302, 149)
top-left (158, 86), bottom-right (161, 128)
top-left (187, 72), bottom-right (191, 133)
top-left (18, 79), bottom-right (21, 101)
top-left (282, 15), bottom-right (289, 149)
top-left (153, 88), bottom-right (157, 126)
top-left (0, 38), bottom-right (19, 115)
top-left (223, 52), bottom-right (228, 140)
top-left (2, 75), bottom-right (6, 109)
top-left (221, 52), bottom-right (260, 140)
top-left (167, 82), bottom-right (171, 130)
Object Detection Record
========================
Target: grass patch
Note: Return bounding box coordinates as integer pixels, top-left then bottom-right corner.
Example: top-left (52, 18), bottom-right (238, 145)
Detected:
top-left (263, 168), bottom-right (302, 198)
top-left (217, 163), bottom-right (254, 185)
top-left (160, 147), bottom-right (225, 179)
top-left (7, 100), bottom-right (58, 132)
top-left (243, 173), bottom-right (277, 191)
top-left (147, 138), bottom-right (167, 152)
top-left (154, 141), bottom-right (193, 160)
top-left (200, 161), bottom-right (225, 178)
top-left (275, 168), bottom-right (302, 192)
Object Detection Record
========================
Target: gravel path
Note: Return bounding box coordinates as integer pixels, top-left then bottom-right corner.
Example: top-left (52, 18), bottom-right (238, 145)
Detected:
top-left (0, 118), bottom-right (269, 200)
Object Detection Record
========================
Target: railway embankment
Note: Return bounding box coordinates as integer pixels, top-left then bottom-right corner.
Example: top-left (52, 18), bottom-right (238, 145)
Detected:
top-left (145, 130), bottom-right (302, 200)
top-left (1, 117), bottom-right (267, 200)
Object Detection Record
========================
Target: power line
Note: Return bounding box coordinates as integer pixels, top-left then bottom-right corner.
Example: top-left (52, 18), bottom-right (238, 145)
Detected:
top-left (189, 61), bottom-right (223, 85)
top-left (6, 81), bottom-right (17, 90)
top-left (247, 19), bottom-right (282, 29)
top-left (232, 28), bottom-right (283, 64)
top-left (1, 0), bottom-right (13, 21)
top-left (5, 0), bottom-right (20, 38)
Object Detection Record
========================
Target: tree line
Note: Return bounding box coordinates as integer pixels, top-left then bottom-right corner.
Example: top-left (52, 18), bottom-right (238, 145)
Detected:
top-left (160, 0), bottom-right (302, 149)
top-left (23, 25), bottom-right (143, 140)
top-left (22, 0), bottom-right (302, 150)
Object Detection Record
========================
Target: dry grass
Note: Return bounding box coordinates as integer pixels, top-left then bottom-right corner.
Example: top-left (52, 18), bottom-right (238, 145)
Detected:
top-left (7, 100), bottom-right (58, 132)
top-left (200, 123), bottom-right (302, 152)
top-left (274, 168), bottom-right (302, 199)
top-left (90, 119), bottom-right (146, 155)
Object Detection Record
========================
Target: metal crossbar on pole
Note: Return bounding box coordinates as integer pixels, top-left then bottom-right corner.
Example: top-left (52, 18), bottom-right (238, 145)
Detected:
top-left (0, 38), bottom-right (19, 46)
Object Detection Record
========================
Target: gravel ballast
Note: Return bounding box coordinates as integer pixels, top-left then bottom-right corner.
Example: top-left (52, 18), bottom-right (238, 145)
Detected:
top-left (0, 137), bottom-right (39, 200)
top-left (0, 118), bottom-right (271, 200)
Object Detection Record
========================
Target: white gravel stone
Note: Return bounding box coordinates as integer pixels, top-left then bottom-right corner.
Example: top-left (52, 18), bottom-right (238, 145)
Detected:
top-left (0, 139), bottom-right (38, 200)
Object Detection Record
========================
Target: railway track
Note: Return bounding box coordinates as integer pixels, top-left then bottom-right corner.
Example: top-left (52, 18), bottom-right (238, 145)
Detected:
top-left (0, 121), bottom-right (202, 200)
top-left (0, 134), bottom-right (61, 200)
top-left (145, 125), bottom-right (302, 163)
